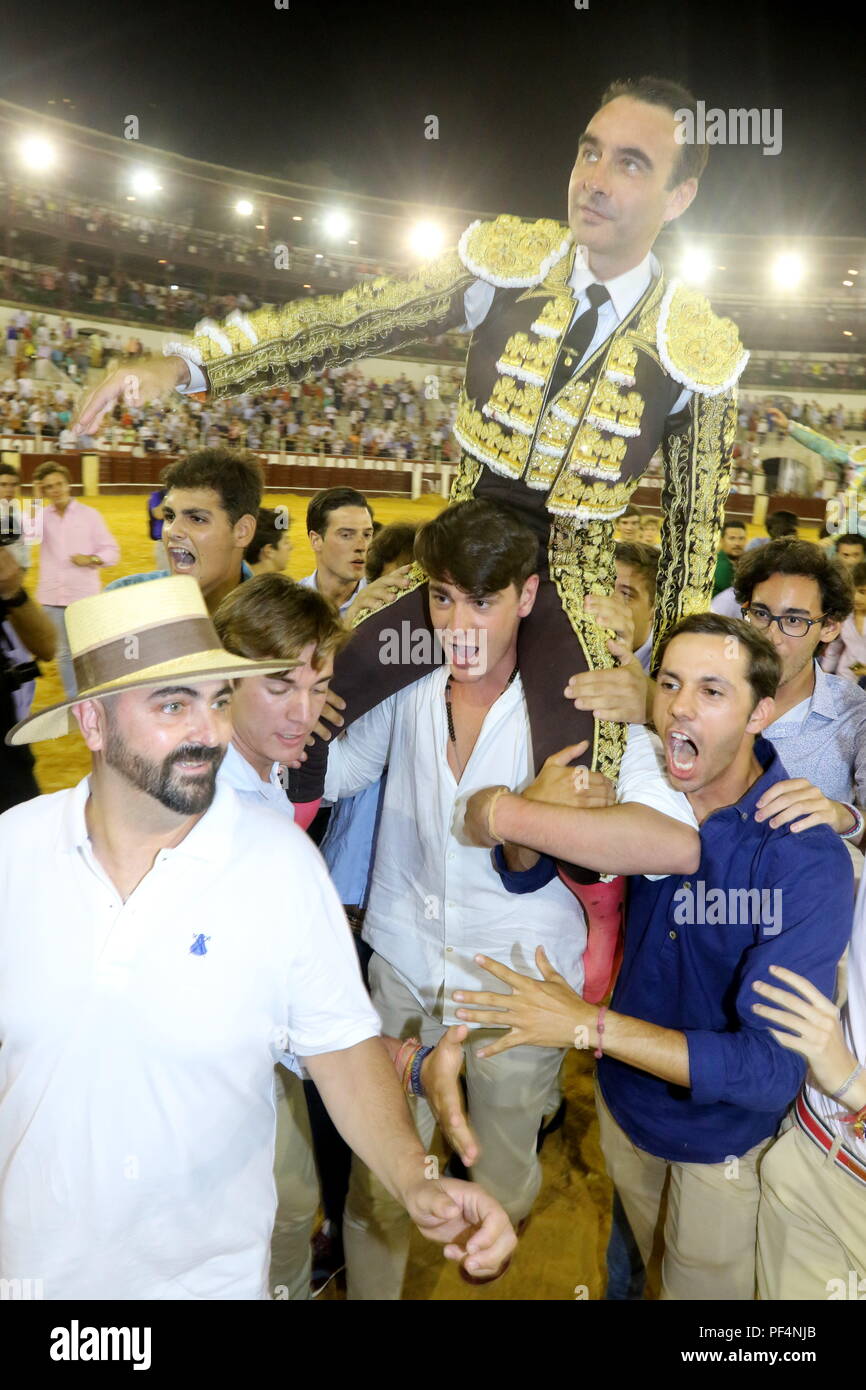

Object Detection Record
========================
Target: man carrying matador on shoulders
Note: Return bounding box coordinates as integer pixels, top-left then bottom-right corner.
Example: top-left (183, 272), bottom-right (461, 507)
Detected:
top-left (77, 75), bottom-right (748, 867)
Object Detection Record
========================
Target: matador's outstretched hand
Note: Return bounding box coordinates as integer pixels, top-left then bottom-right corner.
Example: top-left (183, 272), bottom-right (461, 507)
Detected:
top-left (74, 355), bottom-right (191, 435)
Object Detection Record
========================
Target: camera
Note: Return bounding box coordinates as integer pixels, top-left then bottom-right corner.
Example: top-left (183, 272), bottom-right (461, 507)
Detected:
top-left (0, 658), bottom-right (41, 693)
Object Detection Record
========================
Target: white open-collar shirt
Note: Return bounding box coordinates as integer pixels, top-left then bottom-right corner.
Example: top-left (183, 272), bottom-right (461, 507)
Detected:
top-left (0, 775), bottom-right (379, 1299)
top-left (324, 667), bottom-right (696, 1025)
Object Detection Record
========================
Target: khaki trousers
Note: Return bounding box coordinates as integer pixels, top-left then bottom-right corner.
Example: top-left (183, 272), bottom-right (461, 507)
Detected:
top-left (269, 1063), bottom-right (319, 1301)
top-left (596, 1081), bottom-right (772, 1301)
top-left (757, 1121), bottom-right (866, 1300)
top-left (343, 952), bottom-right (564, 1300)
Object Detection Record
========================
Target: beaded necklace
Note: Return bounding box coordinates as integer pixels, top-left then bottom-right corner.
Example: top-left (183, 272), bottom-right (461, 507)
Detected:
top-left (444, 663), bottom-right (519, 746)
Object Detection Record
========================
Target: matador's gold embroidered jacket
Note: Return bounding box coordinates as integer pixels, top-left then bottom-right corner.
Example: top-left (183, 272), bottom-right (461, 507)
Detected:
top-left (168, 215), bottom-right (748, 777)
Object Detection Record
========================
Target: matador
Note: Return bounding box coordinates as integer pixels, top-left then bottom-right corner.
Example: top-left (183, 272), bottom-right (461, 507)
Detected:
top-left (169, 221), bottom-right (747, 794)
top-left (78, 81), bottom-right (750, 813)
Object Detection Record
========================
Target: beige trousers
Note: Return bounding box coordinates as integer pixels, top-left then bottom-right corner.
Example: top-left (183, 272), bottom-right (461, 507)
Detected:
top-left (596, 1081), bottom-right (772, 1301)
top-left (343, 952), bottom-right (564, 1300)
top-left (757, 1121), bottom-right (866, 1300)
top-left (269, 1063), bottom-right (319, 1301)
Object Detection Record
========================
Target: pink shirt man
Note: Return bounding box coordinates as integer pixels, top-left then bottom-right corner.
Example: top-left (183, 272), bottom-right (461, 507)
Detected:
top-left (35, 499), bottom-right (120, 606)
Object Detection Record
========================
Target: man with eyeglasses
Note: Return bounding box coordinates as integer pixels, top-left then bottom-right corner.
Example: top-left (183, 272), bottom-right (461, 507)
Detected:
top-left (731, 539), bottom-right (866, 844)
top-left (572, 536), bottom-right (866, 844)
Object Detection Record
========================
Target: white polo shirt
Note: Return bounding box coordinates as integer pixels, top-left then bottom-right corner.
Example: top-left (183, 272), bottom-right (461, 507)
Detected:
top-left (0, 776), bottom-right (380, 1300)
top-left (324, 667), bottom-right (696, 1025)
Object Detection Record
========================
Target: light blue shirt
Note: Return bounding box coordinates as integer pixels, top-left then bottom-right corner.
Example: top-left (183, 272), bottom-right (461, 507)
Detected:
top-left (762, 661), bottom-right (866, 808)
top-left (107, 561), bottom-right (254, 591)
top-left (320, 779), bottom-right (386, 907)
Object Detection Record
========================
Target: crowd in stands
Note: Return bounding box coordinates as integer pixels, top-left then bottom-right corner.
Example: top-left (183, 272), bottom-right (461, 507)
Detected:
top-left (1, 181), bottom-right (406, 316)
top-left (742, 355), bottom-right (866, 393)
top-left (740, 395), bottom-right (866, 436)
top-left (91, 365), bottom-right (464, 463)
top-left (2, 294), bottom-right (865, 489)
top-left (1, 309), bottom-right (465, 462)
top-left (1, 256), bottom-right (268, 331)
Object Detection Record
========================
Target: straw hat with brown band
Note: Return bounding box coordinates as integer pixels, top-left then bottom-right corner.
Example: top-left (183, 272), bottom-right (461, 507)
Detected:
top-left (6, 575), bottom-right (301, 746)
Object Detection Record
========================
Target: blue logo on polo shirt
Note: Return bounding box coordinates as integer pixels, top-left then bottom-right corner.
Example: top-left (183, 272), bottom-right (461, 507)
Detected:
top-left (190, 933), bottom-right (210, 956)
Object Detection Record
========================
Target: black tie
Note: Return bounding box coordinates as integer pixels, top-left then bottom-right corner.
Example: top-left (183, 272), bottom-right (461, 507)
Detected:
top-left (547, 281), bottom-right (611, 401)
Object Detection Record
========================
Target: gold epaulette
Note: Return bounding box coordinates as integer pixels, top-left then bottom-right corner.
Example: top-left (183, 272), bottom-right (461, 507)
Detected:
top-left (657, 282), bottom-right (749, 396)
top-left (457, 214), bottom-right (572, 289)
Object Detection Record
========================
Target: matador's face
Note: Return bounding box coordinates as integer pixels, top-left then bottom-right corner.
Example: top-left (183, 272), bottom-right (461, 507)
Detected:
top-left (567, 96), bottom-right (697, 275)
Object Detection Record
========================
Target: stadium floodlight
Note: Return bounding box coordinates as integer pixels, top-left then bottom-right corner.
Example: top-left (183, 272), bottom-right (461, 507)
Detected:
top-left (130, 169), bottom-right (162, 196)
top-left (19, 135), bottom-right (56, 172)
top-left (235, 199), bottom-right (253, 216)
top-left (679, 246), bottom-right (712, 285)
top-left (323, 210), bottom-right (350, 239)
top-left (409, 220), bottom-right (446, 258)
top-left (771, 252), bottom-right (805, 290)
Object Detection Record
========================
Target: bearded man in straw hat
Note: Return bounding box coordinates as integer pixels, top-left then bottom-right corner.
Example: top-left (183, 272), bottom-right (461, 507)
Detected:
top-left (0, 576), bottom-right (515, 1300)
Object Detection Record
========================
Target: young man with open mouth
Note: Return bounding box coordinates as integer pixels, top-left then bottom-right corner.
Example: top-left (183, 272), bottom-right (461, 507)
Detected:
top-left (458, 613), bottom-right (854, 1300)
top-left (107, 447), bottom-right (261, 613)
top-left (321, 500), bottom-right (701, 1298)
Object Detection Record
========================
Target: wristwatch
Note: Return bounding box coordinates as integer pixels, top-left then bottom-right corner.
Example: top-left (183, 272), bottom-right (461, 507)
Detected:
top-left (2, 588), bottom-right (29, 608)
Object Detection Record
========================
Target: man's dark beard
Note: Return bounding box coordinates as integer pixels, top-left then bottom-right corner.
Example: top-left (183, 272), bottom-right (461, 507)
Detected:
top-left (104, 731), bottom-right (224, 815)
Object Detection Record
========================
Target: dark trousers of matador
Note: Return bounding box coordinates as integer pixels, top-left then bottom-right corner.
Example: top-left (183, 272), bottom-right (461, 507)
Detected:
top-left (289, 545), bottom-right (601, 884)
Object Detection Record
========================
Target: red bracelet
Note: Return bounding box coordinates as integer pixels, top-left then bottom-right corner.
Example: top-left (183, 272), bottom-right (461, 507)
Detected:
top-left (594, 1006), bottom-right (608, 1059)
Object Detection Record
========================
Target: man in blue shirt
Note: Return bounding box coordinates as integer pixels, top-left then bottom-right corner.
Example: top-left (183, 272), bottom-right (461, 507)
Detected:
top-left (108, 448), bottom-right (259, 611)
top-left (456, 612), bottom-right (854, 1299)
top-left (568, 536), bottom-right (866, 1297)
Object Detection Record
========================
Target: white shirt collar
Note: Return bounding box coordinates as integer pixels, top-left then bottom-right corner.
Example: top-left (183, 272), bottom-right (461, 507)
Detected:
top-left (58, 772), bottom-right (238, 862)
top-left (219, 740), bottom-right (284, 799)
top-left (301, 567), bottom-right (366, 616)
top-left (568, 246), bottom-right (658, 322)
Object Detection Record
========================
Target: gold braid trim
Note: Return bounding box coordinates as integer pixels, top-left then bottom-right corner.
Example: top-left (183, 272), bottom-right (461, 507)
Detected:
top-left (657, 283), bottom-right (749, 395)
top-left (548, 517), bottom-right (627, 783)
top-left (347, 560), bottom-right (429, 628)
top-left (181, 249), bottom-right (474, 398)
top-left (449, 451), bottom-right (483, 505)
top-left (457, 215), bottom-right (572, 288)
top-left (651, 389), bottom-right (736, 668)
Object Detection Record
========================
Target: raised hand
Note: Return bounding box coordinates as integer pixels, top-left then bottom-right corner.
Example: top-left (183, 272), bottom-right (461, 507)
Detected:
top-left (74, 356), bottom-right (192, 436)
top-left (343, 565), bottom-right (413, 626)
